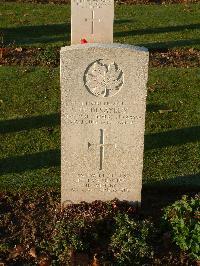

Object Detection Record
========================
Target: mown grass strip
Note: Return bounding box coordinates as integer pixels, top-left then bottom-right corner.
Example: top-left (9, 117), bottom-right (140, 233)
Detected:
top-left (0, 3), bottom-right (200, 49)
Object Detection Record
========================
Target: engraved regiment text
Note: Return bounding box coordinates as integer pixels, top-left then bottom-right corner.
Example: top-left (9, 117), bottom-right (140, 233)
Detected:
top-left (71, 173), bottom-right (131, 193)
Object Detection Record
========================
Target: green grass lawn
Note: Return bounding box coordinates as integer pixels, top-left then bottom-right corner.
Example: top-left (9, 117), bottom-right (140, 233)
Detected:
top-left (0, 3), bottom-right (200, 49)
top-left (0, 67), bottom-right (60, 189)
top-left (144, 67), bottom-right (200, 187)
top-left (0, 66), bottom-right (199, 190)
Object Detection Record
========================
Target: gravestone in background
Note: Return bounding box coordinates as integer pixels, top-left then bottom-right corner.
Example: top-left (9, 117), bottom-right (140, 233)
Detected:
top-left (61, 43), bottom-right (149, 205)
top-left (71, 0), bottom-right (114, 44)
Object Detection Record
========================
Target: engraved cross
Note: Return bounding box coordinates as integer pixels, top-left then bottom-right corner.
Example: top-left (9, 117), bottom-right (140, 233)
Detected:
top-left (88, 129), bottom-right (116, 170)
top-left (85, 9), bottom-right (101, 35)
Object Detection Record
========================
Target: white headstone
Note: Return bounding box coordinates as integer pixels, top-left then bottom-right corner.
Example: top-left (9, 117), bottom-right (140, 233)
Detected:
top-left (61, 43), bottom-right (149, 205)
top-left (71, 0), bottom-right (114, 44)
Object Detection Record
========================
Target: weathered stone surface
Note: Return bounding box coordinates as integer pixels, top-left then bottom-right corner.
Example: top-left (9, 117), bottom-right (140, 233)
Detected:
top-left (61, 43), bottom-right (149, 205)
top-left (71, 0), bottom-right (114, 44)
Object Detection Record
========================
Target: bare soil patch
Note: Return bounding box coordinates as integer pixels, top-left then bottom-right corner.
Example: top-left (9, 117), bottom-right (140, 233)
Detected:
top-left (0, 47), bottom-right (199, 68)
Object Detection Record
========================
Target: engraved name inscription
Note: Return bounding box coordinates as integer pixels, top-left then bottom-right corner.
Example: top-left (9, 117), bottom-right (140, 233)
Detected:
top-left (66, 101), bottom-right (142, 125)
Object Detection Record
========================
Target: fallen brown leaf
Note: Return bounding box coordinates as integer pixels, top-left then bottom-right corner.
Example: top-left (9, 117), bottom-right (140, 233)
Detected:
top-left (29, 247), bottom-right (37, 258)
top-left (9, 244), bottom-right (24, 259)
top-left (37, 254), bottom-right (51, 266)
top-left (15, 47), bottom-right (23, 52)
top-left (91, 254), bottom-right (100, 266)
top-left (0, 48), bottom-right (9, 59)
top-left (196, 260), bottom-right (200, 266)
top-left (28, 203), bottom-right (36, 210)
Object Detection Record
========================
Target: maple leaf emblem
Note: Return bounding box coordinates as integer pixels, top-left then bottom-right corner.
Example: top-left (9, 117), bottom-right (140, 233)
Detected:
top-left (84, 60), bottom-right (124, 97)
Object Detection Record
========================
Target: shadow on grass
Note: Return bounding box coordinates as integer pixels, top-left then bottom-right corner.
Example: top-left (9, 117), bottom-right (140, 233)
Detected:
top-left (140, 38), bottom-right (200, 50)
top-left (142, 173), bottom-right (200, 215)
top-left (144, 173), bottom-right (200, 189)
top-left (2, 23), bottom-right (70, 45)
top-left (2, 22), bottom-right (200, 47)
top-left (145, 125), bottom-right (200, 150)
top-left (0, 113), bottom-right (60, 134)
top-left (147, 104), bottom-right (171, 112)
top-left (0, 114), bottom-right (199, 174)
top-left (114, 18), bottom-right (136, 24)
top-left (0, 149), bottom-right (60, 174)
top-left (115, 23), bottom-right (200, 37)
top-left (115, 23), bottom-right (200, 49)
